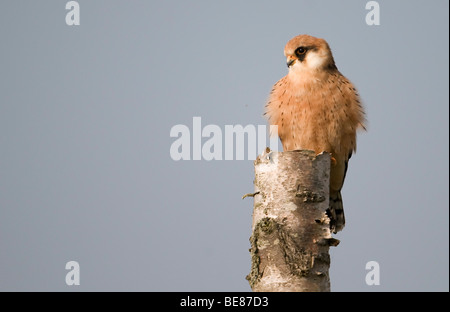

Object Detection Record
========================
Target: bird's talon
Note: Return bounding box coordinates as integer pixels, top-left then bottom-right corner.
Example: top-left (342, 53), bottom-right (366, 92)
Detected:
top-left (331, 156), bottom-right (337, 166)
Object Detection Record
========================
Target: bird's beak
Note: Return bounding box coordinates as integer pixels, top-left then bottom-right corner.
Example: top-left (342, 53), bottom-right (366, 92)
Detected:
top-left (286, 56), bottom-right (296, 68)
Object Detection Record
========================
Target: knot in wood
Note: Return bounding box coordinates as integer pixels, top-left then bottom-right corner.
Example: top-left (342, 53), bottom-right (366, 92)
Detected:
top-left (295, 190), bottom-right (326, 203)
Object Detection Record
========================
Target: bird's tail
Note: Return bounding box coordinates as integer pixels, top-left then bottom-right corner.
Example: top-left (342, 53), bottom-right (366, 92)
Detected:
top-left (328, 190), bottom-right (345, 234)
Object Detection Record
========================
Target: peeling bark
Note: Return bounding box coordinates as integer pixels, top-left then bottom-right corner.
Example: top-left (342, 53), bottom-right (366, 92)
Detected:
top-left (247, 149), bottom-right (339, 292)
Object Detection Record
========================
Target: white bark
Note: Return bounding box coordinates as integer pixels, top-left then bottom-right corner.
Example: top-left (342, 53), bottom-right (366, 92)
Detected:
top-left (247, 149), bottom-right (339, 292)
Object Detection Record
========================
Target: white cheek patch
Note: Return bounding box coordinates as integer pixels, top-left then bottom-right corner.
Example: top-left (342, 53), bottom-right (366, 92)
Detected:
top-left (306, 52), bottom-right (326, 69)
top-left (291, 60), bottom-right (307, 72)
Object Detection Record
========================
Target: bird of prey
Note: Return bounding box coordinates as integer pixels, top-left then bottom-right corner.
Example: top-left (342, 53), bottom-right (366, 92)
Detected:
top-left (265, 34), bottom-right (366, 233)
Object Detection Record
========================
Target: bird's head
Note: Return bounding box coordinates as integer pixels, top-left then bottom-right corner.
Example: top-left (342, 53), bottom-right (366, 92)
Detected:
top-left (284, 35), bottom-right (336, 73)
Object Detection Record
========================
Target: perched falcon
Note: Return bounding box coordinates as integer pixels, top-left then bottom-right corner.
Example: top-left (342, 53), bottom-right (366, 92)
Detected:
top-left (265, 35), bottom-right (366, 233)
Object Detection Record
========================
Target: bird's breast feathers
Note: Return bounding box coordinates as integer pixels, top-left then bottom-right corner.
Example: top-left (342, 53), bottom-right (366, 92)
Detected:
top-left (265, 71), bottom-right (364, 155)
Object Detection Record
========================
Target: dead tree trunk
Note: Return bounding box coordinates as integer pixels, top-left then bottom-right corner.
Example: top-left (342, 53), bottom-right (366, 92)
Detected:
top-left (246, 149), bottom-right (339, 292)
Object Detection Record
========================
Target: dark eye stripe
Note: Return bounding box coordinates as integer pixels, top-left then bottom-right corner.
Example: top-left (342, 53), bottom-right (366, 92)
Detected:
top-left (294, 46), bottom-right (308, 62)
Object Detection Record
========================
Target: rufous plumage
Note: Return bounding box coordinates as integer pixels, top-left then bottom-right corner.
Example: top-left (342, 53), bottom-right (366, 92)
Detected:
top-left (265, 34), bottom-right (366, 233)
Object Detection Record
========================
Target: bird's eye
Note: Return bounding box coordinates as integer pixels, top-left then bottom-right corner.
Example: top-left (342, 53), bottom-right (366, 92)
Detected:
top-left (295, 47), bottom-right (307, 56)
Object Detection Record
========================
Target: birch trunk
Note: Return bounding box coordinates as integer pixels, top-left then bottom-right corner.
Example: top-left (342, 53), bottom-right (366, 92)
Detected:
top-left (246, 149), bottom-right (339, 292)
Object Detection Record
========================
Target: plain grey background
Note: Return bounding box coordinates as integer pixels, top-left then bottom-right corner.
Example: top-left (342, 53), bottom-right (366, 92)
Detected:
top-left (0, 0), bottom-right (448, 291)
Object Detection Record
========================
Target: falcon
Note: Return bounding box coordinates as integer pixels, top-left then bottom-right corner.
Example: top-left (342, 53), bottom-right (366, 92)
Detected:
top-left (265, 34), bottom-right (366, 233)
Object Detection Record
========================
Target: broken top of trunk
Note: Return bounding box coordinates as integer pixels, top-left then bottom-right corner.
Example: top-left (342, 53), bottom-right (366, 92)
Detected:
top-left (247, 149), bottom-right (339, 292)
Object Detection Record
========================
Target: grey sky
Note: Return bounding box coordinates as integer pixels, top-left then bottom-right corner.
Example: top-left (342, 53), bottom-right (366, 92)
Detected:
top-left (0, 0), bottom-right (448, 291)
